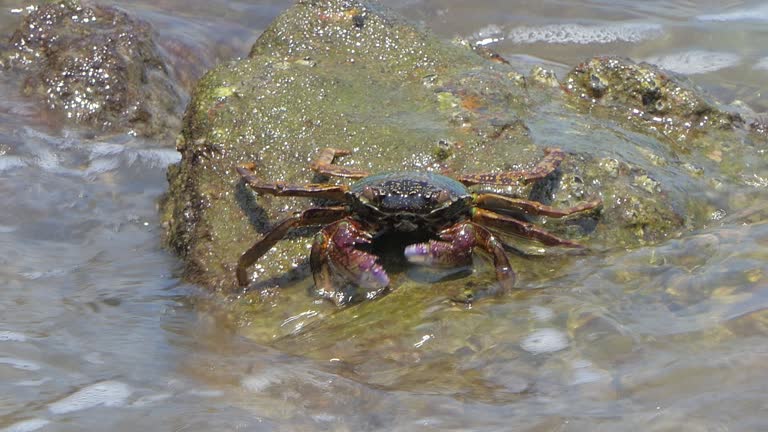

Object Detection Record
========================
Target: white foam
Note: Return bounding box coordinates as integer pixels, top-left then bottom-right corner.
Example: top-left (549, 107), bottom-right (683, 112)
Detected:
top-left (698, 5), bottom-right (768, 22)
top-left (0, 419), bottom-right (51, 432)
top-left (48, 380), bottom-right (132, 414)
top-left (472, 24), bottom-right (505, 46)
top-left (0, 331), bottom-right (28, 342)
top-left (643, 50), bottom-right (741, 75)
top-left (520, 328), bottom-right (569, 354)
top-left (0, 357), bottom-right (42, 371)
top-left (507, 22), bottom-right (663, 45)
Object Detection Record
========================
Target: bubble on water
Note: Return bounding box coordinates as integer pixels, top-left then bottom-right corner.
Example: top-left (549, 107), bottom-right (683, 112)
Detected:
top-left (48, 380), bottom-right (132, 414)
top-left (0, 419), bottom-right (51, 432)
top-left (520, 328), bottom-right (569, 354)
top-left (643, 50), bottom-right (741, 75)
top-left (0, 357), bottom-right (41, 371)
top-left (507, 22), bottom-right (663, 45)
top-left (0, 331), bottom-right (28, 342)
top-left (698, 5), bottom-right (768, 22)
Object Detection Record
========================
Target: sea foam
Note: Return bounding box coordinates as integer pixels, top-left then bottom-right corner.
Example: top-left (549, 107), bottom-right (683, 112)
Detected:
top-left (507, 22), bottom-right (663, 44)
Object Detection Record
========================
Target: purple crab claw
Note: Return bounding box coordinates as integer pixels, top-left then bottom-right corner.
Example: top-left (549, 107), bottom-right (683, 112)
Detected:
top-left (340, 249), bottom-right (390, 289)
top-left (404, 224), bottom-right (474, 267)
top-left (405, 221), bottom-right (515, 296)
top-left (326, 220), bottom-right (388, 288)
top-left (311, 218), bottom-right (390, 304)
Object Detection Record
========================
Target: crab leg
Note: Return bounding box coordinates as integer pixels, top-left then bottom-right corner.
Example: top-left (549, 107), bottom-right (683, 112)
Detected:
top-left (475, 193), bottom-right (602, 218)
top-left (311, 218), bottom-right (389, 304)
top-left (405, 221), bottom-right (514, 294)
top-left (457, 147), bottom-right (564, 186)
top-left (310, 148), bottom-right (370, 179)
top-left (236, 206), bottom-right (349, 286)
top-left (237, 165), bottom-right (349, 201)
top-left (471, 208), bottom-right (585, 248)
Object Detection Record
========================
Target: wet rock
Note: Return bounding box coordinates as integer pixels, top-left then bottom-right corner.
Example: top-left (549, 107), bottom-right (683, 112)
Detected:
top-left (529, 66), bottom-right (560, 88)
top-left (2, 0), bottom-right (184, 139)
top-left (564, 56), bottom-right (743, 142)
top-left (161, 0), bottom-right (767, 303)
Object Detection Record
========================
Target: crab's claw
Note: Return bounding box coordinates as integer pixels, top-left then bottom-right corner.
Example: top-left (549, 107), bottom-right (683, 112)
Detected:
top-left (405, 221), bottom-right (514, 300)
top-left (340, 249), bottom-right (390, 290)
top-left (404, 223), bottom-right (474, 267)
top-left (311, 218), bottom-right (389, 305)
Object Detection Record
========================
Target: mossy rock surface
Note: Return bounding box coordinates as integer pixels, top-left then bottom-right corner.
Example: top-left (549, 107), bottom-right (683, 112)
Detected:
top-left (162, 0), bottom-right (768, 349)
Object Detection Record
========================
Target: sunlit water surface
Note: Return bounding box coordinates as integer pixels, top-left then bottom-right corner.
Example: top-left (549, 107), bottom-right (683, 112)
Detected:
top-left (1, 0), bottom-right (767, 430)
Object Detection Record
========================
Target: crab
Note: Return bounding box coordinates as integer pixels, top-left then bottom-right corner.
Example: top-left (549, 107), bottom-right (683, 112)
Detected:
top-left (236, 147), bottom-right (600, 305)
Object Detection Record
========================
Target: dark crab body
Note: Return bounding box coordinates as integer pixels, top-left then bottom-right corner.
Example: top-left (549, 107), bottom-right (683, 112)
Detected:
top-left (236, 148), bottom-right (601, 305)
top-left (347, 171), bottom-right (473, 233)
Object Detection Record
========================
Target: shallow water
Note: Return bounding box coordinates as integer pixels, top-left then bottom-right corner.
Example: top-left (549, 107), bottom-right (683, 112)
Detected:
top-left (1, 0), bottom-right (768, 430)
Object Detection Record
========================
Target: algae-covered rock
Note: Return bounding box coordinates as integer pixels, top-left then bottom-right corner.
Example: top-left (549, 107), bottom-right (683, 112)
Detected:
top-left (162, 0), bottom-right (767, 306)
top-left (564, 56), bottom-right (743, 139)
top-left (1, 0), bottom-right (184, 139)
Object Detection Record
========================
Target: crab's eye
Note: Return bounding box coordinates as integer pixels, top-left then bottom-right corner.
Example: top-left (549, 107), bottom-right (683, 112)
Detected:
top-left (434, 190), bottom-right (451, 204)
top-left (361, 186), bottom-right (378, 202)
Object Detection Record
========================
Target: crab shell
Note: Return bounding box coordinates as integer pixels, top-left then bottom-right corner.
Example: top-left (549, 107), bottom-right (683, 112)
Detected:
top-left (347, 171), bottom-right (473, 233)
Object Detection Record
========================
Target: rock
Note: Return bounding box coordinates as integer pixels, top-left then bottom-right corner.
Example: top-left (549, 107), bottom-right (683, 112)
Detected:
top-left (564, 56), bottom-right (743, 142)
top-left (161, 0), bottom-right (767, 304)
top-left (2, 0), bottom-right (184, 139)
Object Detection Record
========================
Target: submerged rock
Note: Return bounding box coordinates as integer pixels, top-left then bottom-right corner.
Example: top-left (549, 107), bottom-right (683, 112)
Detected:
top-left (1, 0), bottom-right (184, 139)
top-left (161, 0), bottom-right (767, 308)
